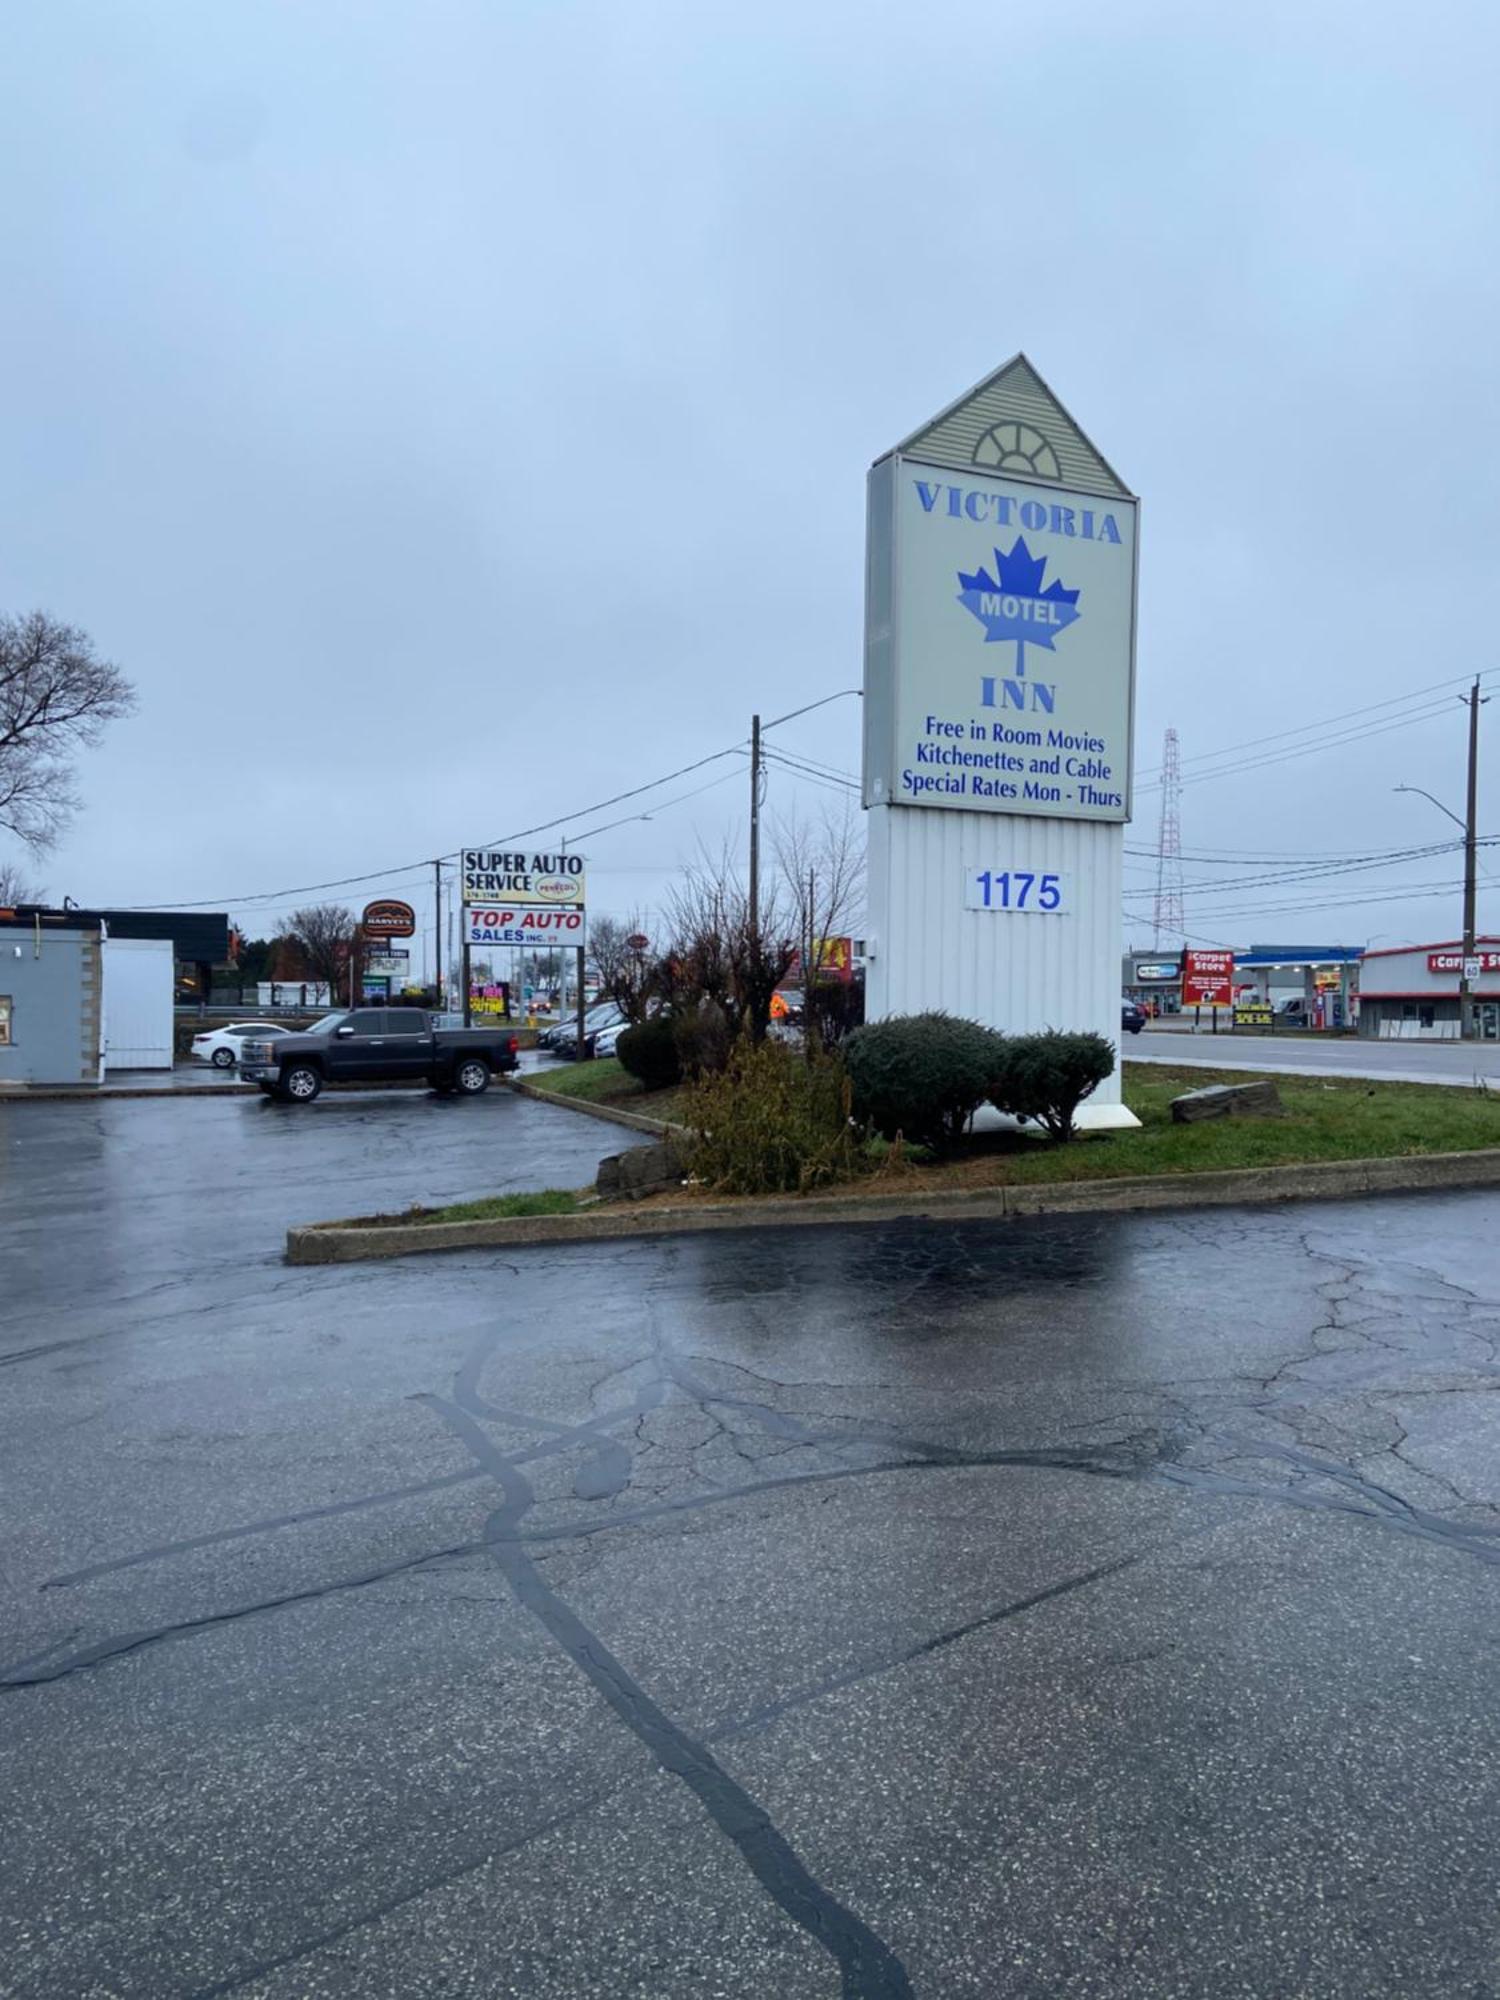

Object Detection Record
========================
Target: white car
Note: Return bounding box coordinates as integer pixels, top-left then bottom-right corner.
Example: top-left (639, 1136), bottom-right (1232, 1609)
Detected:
top-left (191, 1021), bottom-right (294, 1069)
top-left (592, 1019), bottom-right (628, 1059)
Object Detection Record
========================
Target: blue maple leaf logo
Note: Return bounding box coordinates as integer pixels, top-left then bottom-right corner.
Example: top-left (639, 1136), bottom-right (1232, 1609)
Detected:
top-left (957, 536), bottom-right (1081, 676)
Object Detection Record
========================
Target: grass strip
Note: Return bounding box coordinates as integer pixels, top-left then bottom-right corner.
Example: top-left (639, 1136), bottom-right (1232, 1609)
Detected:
top-left (907, 1063), bottom-right (1500, 1191)
top-left (330, 1189), bottom-right (583, 1228)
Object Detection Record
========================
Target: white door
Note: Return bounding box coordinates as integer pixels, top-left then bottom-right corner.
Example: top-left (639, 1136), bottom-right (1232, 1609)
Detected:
top-left (103, 937), bottom-right (174, 1070)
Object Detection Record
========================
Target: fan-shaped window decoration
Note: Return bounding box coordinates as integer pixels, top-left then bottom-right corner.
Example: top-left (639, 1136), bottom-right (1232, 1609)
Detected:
top-left (972, 423), bottom-right (1060, 481)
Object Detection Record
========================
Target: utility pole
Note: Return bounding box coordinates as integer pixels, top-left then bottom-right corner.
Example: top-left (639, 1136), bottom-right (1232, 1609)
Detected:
top-left (1461, 677), bottom-right (1482, 1038)
top-left (433, 859), bottom-right (443, 1011)
top-left (748, 713), bottom-right (762, 937)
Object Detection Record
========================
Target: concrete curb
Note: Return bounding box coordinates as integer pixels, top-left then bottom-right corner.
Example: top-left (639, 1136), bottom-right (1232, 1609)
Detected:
top-left (505, 1077), bottom-right (681, 1138)
top-left (2, 1081), bottom-right (260, 1101)
top-left (9, 1073), bottom-right (540, 1106)
top-left (284, 1145), bottom-right (1500, 1264)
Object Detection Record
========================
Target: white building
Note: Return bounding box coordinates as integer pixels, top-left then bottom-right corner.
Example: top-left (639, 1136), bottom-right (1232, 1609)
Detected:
top-left (1357, 940), bottom-right (1500, 1041)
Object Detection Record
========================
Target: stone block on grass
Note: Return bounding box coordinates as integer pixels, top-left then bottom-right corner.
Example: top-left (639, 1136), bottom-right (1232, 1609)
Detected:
top-left (1171, 1081), bottom-right (1284, 1123)
top-left (596, 1137), bottom-right (691, 1200)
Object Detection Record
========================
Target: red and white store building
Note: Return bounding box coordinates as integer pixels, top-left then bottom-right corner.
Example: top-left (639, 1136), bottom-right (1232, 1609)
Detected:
top-left (1357, 939), bottom-right (1500, 1041)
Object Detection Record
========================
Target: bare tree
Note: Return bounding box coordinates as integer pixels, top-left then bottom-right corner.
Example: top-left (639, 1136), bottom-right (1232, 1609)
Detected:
top-left (0, 613), bottom-right (135, 850)
top-left (774, 800), bottom-right (867, 1049)
top-left (0, 860), bottom-right (42, 906)
top-left (589, 913), bottom-right (658, 1023)
top-left (664, 841), bottom-right (795, 1042)
top-left (286, 904), bottom-right (358, 1002)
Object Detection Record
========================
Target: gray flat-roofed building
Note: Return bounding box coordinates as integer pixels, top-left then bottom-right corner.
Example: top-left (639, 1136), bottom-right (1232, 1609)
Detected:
top-left (0, 914), bottom-right (104, 1087)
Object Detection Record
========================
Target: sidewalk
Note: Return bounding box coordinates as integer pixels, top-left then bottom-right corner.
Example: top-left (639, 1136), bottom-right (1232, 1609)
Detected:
top-left (1, 1065), bottom-right (259, 1101)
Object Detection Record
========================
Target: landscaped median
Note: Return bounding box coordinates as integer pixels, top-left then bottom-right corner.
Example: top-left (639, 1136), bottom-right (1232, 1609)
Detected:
top-left (284, 1061), bottom-right (1500, 1262)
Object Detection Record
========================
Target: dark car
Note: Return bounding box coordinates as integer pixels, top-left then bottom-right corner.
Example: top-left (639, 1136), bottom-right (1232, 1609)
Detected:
top-left (547, 1002), bottom-right (626, 1059)
top-left (1121, 1000), bottom-right (1147, 1035)
top-left (238, 1007), bottom-right (520, 1103)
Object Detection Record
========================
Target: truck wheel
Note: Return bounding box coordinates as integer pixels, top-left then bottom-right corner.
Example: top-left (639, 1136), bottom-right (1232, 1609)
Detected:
top-left (282, 1063), bottom-right (323, 1103)
top-left (454, 1058), bottom-right (490, 1096)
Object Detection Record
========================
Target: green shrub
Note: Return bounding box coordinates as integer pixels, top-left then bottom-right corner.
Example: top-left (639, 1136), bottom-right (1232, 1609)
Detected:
top-left (843, 1012), bottom-right (1006, 1146)
top-left (673, 1000), bottom-right (732, 1078)
top-left (988, 1030), bottom-right (1115, 1142)
top-left (684, 1036), bottom-right (856, 1195)
top-left (615, 1015), bottom-right (682, 1090)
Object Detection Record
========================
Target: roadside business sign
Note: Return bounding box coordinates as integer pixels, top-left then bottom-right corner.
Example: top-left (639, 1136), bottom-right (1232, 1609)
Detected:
top-left (864, 452), bottom-right (1137, 823)
top-left (362, 898), bottom-right (416, 938)
top-left (787, 936), bottom-right (855, 985)
top-left (462, 849), bottom-right (586, 953)
top-left (1182, 949), bottom-right (1234, 1007)
top-left (1428, 950), bottom-right (1500, 975)
top-left (462, 849), bottom-right (587, 910)
top-left (1233, 1001), bottom-right (1273, 1029)
top-left (465, 906), bottom-right (586, 949)
top-left (860, 357), bottom-right (1140, 1128)
top-left (1132, 960), bottom-right (1180, 983)
top-left (363, 949), bottom-right (409, 976)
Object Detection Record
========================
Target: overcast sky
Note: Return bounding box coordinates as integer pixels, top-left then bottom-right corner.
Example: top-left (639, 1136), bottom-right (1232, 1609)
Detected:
top-left (4, 0), bottom-right (1498, 970)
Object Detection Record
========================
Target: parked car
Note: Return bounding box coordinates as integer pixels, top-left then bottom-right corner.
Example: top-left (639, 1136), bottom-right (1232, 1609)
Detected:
top-left (553, 1004), bottom-right (628, 1061)
top-left (538, 1001), bottom-right (623, 1053)
top-left (592, 1019), bottom-right (627, 1059)
top-left (238, 1007), bottom-right (520, 1103)
top-left (191, 1021), bottom-right (294, 1069)
top-left (1121, 1000), bottom-right (1147, 1035)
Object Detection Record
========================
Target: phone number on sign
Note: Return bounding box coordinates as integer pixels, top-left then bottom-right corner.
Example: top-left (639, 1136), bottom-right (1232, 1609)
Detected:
top-left (963, 869), bottom-right (1067, 914)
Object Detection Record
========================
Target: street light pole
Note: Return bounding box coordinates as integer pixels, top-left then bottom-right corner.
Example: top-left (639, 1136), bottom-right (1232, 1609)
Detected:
top-left (748, 713), bottom-right (762, 939)
top-left (1393, 676), bottom-right (1487, 1038)
top-left (1463, 677), bottom-right (1481, 1039)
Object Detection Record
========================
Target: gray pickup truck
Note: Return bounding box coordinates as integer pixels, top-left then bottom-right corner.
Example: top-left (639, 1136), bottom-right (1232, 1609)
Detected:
top-left (239, 1007), bottom-right (520, 1103)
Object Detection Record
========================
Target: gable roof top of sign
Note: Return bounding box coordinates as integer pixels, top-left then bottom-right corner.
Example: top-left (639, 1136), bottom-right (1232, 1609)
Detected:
top-left (882, 353), bottom-right (1133, 501)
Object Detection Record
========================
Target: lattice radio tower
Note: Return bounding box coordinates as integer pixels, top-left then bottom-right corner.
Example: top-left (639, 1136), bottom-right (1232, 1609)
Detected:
top-left (1152, 726), bottom-right (1184, 948)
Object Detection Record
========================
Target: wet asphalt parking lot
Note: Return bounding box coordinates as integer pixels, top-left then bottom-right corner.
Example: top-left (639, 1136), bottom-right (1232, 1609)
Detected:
top-left (4, 1090), bottom-right (1500, 1997)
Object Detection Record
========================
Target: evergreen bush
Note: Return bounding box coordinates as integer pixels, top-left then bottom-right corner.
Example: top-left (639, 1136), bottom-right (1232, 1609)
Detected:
top-left (988, 1030), bottom-right (1115, 1142)
top-left (615, 1014), bottom-right (682, 1090)
top-left (843, 1012), bottom-right (1005, 1146)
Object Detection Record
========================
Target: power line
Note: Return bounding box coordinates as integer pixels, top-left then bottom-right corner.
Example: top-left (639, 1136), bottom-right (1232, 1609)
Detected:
top-left (1135, 693), bottom-right (1472, 795)
top-left (118, 690), bottom-right (864, 913)
top-left (1122, 838), bottom-right (1482, 899)
top-left (1183, 877), bottom-right (1474, 924)
top-left (1134, 669), bottom-right (1492, 780)
top-left (1123, 839), bottom-right (1497, 865)
top-left (760, 746), bottom-right (861, 794)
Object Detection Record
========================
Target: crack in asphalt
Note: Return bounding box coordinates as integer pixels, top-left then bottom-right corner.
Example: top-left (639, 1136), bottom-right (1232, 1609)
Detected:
top-left (424, 1354), bottom-right (917, 1999)
top-left (184, 1792), bottom-right (611, 1999)
top-left (16, 1220), bottom-right (1500, 1993)
top-left (708, 1553), bottom-right (1141, 1745)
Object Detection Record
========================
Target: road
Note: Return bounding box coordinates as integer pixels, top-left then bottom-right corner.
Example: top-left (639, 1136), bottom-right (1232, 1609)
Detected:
top-left (1130, 1026), bottom-right (1500, 1087)
top-left (5, 1095), bottom-right (1500, 1996)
